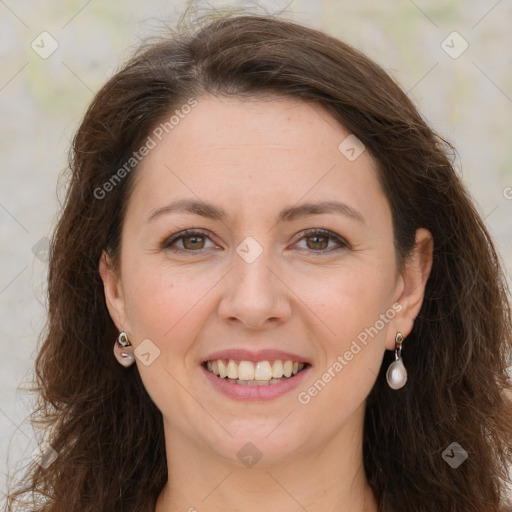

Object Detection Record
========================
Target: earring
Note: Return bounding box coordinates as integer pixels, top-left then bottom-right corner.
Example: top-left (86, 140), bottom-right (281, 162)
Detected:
top-left (114, 331), bottom-right (135, 367)
top-left (386, 332), bottom-right (407, 390)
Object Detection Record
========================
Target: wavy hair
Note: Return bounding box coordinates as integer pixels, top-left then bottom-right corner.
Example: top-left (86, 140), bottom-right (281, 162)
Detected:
top-left (6, 10), bottom-right (512, 512)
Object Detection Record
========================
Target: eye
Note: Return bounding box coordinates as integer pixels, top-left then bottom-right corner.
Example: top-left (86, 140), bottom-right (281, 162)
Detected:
top-left (161, 229), bottom-right (219, 252)
top-left (293, 229), bottom-right (348, 253)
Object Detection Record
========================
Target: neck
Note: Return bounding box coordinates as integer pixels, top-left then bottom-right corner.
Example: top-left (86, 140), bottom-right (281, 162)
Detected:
top-left (155, 404), bottom-right (378, 512)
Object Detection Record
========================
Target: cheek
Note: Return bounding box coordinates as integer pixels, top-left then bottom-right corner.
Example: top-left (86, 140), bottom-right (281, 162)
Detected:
top-left (122, 259), bottom-right (222, 346)
top-left (121, 263), bottom-right (215, 413)
top-left (297, 261), bottom-right (396, 394)
top-left (296, 277), bottom-right (393, 420)
top-left (297, 261), bottom-right (396, 339)
top-left (122, 265), bottom-right (177, 339)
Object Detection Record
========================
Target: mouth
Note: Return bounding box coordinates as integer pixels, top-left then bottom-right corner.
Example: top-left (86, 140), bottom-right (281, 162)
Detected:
top-left (202, 359), bottom-right (309, 386)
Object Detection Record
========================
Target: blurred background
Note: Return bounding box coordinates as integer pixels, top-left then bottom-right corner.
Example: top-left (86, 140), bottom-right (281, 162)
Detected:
top-left (1, 0), bottom-right (511, 499)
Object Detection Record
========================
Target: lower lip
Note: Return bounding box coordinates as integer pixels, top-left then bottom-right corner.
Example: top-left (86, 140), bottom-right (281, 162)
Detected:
top-left (201, 364), bottom-right (310, 401)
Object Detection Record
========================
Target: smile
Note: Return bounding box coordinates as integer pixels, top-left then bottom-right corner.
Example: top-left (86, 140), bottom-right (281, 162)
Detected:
top-left (203, 359), bottom-right (307, 385)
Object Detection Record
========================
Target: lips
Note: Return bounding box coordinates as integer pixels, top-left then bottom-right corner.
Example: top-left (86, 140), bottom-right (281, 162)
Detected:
top-left (202, 350), bottom-right (309, 381)
top-left (201, 349), bottom-right (310, 399)
top-left (202, 348), bottom-right (310, 365)
top-left (204, 358), bottom-right (306, 382)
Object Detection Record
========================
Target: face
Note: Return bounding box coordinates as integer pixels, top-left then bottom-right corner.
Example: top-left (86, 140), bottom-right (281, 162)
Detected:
top-left (101, 95), bottom-right (431, 467)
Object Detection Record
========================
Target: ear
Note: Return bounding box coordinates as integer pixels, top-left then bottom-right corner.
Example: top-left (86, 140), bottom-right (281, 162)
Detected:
top-left (385, 228), bottom-right (433, 350)
top-left (99, 251), bottom-right (128, 333)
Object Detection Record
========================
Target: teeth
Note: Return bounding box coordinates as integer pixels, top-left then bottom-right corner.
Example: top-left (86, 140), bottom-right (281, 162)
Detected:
top-left (272, 360), bottom-right (283, 378)
top-left (283, 360), bottom-right (293, 378)
top-left (238, 361), bottom-right (255, 380)
top-left (254, 361), bottom-right (272, 380)
top-left (218, 359), bottom-right (228, 378)
top-left (205, 359), bottom-right (305, 382)
top-left (227, 360), bottom-right (238, 379)
top-left (231, 378), bottom-right (284, 386)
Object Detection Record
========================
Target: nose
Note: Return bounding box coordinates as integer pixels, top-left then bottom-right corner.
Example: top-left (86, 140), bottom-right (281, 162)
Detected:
top-left (217, 250), bottom-right (292, 330)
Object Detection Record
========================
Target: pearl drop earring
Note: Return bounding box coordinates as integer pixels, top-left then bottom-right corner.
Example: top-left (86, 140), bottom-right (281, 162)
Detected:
top-left (386, 332), bottom-right (407, 390)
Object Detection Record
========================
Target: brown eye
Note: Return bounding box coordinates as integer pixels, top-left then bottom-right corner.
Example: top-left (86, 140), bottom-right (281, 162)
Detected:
top-left (294, 229), bottom-right (347, 253)
top-left (305, 234), bottom-right (329, 251)
top-left (162, 230), bottom-right (217, 252)
top-left (182, 234), bottom-right (205, 250)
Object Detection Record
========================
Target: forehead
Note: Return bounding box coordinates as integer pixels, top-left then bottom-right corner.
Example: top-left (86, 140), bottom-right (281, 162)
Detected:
top-left (160, 94), bottom-right (349, 156)
top-left (128, 95), bottom-right (388, 229)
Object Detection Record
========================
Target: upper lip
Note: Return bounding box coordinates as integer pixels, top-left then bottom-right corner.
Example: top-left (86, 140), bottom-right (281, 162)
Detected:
top-left (202, 349), bottom-right (310, 364)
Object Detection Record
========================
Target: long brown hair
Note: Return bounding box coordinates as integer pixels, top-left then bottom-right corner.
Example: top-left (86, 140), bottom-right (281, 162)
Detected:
top-left (6, 10), bottom-right (512, 512)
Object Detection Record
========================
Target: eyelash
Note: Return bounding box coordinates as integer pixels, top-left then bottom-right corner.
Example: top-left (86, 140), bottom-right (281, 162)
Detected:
top-left (161, 228), bottom-right (348, 254)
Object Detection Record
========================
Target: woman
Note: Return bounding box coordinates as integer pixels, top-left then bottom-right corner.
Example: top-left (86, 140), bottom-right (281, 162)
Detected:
top-left (6, 11), bottom-right (512, 512)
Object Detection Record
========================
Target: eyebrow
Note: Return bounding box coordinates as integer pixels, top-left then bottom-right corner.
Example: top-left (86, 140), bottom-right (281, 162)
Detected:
top-left (277, 200), bottom-right (365, 224)
top-left (147, 199), bottom-right (226, 223)
top-left (147, 198), bottom-right (365, 225)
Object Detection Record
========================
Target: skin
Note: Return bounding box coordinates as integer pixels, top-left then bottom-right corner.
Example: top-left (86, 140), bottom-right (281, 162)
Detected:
top-left (100, 95), bottom-right (433, 512)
